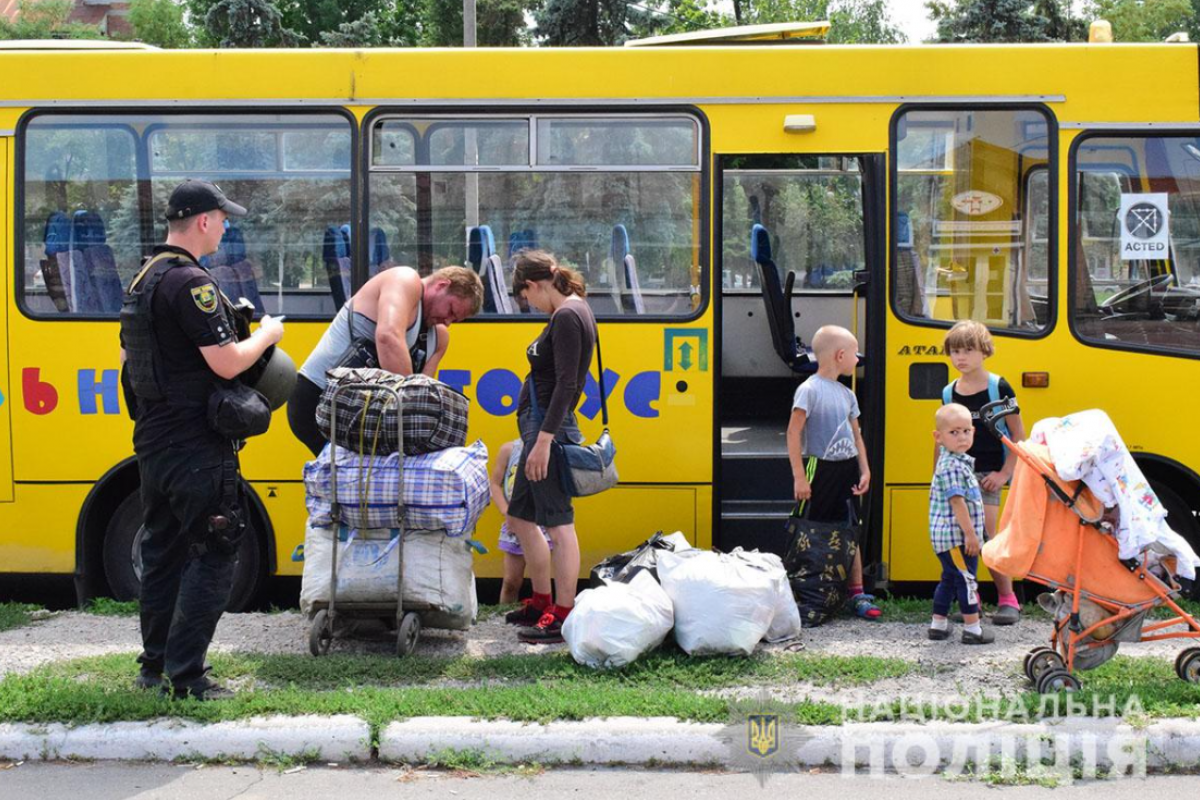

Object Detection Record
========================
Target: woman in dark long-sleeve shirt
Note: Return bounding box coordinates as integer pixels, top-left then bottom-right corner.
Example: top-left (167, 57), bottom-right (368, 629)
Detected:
top-left (503, 250), bottom-right (597, 644)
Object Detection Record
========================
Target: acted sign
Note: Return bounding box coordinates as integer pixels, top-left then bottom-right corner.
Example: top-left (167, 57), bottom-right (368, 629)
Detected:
top-left (1119, 192), bottom-right (1170, 260)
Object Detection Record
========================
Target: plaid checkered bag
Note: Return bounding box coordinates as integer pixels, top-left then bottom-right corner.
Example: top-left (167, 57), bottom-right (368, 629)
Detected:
top-left (316, 368), bottom-right (469, 456)
top-left (304, 439), bottom-right (490, 536)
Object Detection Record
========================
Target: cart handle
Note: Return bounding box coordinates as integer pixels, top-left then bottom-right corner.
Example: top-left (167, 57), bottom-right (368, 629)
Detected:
top-left (980, 397), bottom-right (1019, 441)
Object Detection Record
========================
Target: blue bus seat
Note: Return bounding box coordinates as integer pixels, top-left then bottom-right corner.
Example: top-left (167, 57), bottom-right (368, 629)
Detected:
top-left (322, 225), bottom-right (351, 308)
top-left (41, 211), bottom-right (73, 313)
top-left (751, 224), bottom-right (814, 374)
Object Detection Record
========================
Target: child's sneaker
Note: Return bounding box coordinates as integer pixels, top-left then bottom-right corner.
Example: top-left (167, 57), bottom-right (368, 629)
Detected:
top-left (993, 605), bottom-right (1021, 625)
top-left (505, 598), bottom-right (546, 626)
top-left (962, 628), bottom-right (995, 645)
top-left (518, 609), bottom-right (564, 645)
top-left (851, 593), bottom-right (882, 620)
top-left (927, 626), bottom-right (951, 641)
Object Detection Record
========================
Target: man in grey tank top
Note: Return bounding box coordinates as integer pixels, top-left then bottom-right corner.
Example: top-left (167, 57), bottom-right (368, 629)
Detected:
top-left (287, 265), bottom-right (483, 456)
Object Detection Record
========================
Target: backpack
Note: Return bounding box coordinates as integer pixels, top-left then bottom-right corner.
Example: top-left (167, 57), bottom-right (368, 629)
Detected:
top-left (942, 373), bottom-right (1011, 447)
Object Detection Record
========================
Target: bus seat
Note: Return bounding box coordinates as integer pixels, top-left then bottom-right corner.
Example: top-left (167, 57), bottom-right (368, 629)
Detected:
top-left (41, 211), bottom-right (73, 313)
top-left (68, 210), bottom-right (122, 314)
top-left (751, 223), bottom-right (814, 374)
top-left (467, 225), bottom-right (487, 273)
top-left (894, 212), bottom-right (927, 318)
top-left (611, 224), bottom-right (645, 314)
top-left (322, 225), bottom-right (350, 308)
top-left (508, 228), bottom-right (537, 313)
top-left (485, 253), bottom-right (513, 314)
top-left (369, 227), bottom-right (393, 273)
top-left (211, 225), bottom-right (263, 311)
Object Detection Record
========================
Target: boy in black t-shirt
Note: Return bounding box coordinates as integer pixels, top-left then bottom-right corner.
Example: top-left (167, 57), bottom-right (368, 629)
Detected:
top-left (940, 320), bottom-right (1027, 625)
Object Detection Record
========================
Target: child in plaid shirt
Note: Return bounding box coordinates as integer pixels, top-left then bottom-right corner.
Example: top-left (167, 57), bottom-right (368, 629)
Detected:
top-left (928, 404), bottom-right (994, 645)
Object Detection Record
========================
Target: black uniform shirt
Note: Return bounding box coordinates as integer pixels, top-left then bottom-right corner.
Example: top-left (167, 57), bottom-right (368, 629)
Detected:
top-left (131, 245), bottom-right (236, 454)
top-left (950, 376), bottom-right (1017, 474)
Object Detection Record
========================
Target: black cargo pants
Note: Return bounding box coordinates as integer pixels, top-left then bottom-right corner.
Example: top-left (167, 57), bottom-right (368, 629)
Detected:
top-left (136, 437), bottom-right (244, 692)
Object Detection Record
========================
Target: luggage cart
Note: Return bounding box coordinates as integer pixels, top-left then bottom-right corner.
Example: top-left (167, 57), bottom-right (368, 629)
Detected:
top-left (308, 381), bottom-right (423, 658)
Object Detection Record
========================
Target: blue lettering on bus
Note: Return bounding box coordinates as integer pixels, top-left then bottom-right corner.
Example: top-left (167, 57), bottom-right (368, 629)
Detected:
top-left (476, 368), bottom-right (523, 416)
top-left (78, 369), bottom-right (120, 415)
top-left (624, 371), bottom-right (661, 419)
top-left (578, 369), bottom-right (620, 420)
top-left (438, 369), bottom-right (472, 395)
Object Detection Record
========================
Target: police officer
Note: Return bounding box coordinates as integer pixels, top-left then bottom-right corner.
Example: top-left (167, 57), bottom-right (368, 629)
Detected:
top-left (120, 180), bottom-right (284, 700)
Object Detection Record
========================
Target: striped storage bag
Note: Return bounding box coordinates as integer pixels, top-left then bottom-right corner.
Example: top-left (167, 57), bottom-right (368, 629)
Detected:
top-left (304, 439), bottom-right (490, 535)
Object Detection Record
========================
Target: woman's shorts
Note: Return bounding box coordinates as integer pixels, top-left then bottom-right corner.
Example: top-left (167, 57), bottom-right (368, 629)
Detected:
top-left (507, 410), bottom-right (583, 529)
top-left (498, 521), bottom-right (553, 556)
top-left (975, 471), bottom-right (1006, 506)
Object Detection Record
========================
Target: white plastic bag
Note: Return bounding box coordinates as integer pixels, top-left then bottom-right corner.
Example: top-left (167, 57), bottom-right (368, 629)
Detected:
top-left (731, 549), bottom-right (802, 642)
top-left (562, 570), bottom-right (674, 669)
top-left (299, 522), bottom-right (477, 629)
top-left (657, 549), bottom-right (779, 656)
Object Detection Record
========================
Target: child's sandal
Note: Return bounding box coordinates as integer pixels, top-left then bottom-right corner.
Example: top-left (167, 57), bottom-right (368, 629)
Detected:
top-left (851, 593), bottom-right (882, 620)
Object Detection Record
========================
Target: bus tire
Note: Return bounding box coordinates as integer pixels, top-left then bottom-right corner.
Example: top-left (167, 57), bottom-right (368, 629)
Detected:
top-left (102, 492), bottom-right (264, 612)
top-left (1149, 480), bottom-right (1200, 598)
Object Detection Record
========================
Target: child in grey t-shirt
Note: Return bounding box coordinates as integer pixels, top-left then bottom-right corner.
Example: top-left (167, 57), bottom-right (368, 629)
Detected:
top-left (786, 325), bottom-right (879, 621)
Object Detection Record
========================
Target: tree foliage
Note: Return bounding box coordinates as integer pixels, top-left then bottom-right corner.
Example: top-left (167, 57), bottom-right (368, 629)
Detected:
top-left (1088, 0), bottom-right (1194, 42)
top-left (0, 0), bottom-right (104, 40)
top-left (128, 0), bottom-right (193, 47)
top-left (534, 0), bottom-right (656, 45)
top-left (421, 0), bottom-right (537, 46)
top-left (928, 0), bottom-right (1085, 42)
top-left (203, 0), bottom-right (304, 47)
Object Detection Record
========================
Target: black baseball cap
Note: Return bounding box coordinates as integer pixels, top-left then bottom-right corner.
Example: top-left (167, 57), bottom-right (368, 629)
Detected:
top-left (163, 179), bottom-right (248, 221)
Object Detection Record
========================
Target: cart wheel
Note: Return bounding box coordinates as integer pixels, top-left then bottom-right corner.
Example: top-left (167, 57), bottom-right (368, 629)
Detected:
top-left (1024, 647), bottom-right (1060, 683)
top-left (397, 612), bottom-right (421, 658)
top-left (1176, 649), bottom-right (1200, 683)
top-left (1036, 667), bottom-right (1081, 694)
top-left (309, 609), bottom-right (333, 657)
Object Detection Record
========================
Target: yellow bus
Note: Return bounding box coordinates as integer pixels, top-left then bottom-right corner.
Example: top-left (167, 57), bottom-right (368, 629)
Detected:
top-left (1, 38), bottom-right (1197, 608)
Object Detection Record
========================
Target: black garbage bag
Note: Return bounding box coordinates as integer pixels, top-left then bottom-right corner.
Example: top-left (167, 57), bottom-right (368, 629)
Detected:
top-left (590, 531), bottom-right (690, 588)
top-left (782, 504), bottom-right (859, 627)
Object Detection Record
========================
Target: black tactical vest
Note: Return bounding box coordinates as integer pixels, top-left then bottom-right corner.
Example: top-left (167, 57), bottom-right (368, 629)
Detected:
top-left (119, 253), bottom-right (217, 407)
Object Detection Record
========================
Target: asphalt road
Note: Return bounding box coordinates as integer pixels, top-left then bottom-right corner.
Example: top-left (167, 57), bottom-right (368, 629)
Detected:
top-left (1, 764), bottom-right (1198, 799)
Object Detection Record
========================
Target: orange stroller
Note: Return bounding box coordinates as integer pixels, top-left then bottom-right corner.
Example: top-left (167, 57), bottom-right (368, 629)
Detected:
top-left (979, 400), bottom-right (1200, 694)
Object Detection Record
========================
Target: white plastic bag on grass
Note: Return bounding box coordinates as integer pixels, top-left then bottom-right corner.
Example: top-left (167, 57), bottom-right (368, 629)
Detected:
top-left (562, 570), bottom-right (674, 669)
top-left (732, 549), bottom-right (802, 642)
top-left (657, 549), bottom-right (778, 656)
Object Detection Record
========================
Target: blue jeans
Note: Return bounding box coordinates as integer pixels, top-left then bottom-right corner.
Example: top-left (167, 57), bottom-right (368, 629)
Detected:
top-left (932, 547), bottom-right (980, 617)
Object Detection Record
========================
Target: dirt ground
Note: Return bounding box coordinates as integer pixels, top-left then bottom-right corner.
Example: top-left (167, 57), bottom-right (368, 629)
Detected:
top-left (0, 608), bottom-right (1186, 704)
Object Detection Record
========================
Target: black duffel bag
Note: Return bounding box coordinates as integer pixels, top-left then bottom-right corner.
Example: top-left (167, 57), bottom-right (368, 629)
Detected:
top-left (315, 368), bottom-right (469, 456)
top-left (782, 502), bottom-right (859, 628)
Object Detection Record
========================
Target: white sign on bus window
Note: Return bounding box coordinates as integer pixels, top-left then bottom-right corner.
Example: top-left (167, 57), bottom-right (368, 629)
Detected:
top-left (1119, 192), bottom-right (1170, 260)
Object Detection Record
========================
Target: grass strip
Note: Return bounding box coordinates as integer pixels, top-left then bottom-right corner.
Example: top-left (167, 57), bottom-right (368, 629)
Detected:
top-left (0, 603), bottom-right (42, 633)
top-left (2, 649), bottom-right (1198, 728)
top-left (84, 598), bottom-right (140, 617)
top-left (38, 648), bottom-right (915, 691)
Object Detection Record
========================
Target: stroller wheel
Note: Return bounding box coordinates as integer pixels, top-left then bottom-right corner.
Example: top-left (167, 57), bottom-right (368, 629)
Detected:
top-left (1036, 667), bottom-right (1081, 695)
top-left (1026, 648), bottom-right (1065, 683)
top-left (1176, 649), bottom-right (1200, 683)
top-left (309, 609), bottom-right (333, 657)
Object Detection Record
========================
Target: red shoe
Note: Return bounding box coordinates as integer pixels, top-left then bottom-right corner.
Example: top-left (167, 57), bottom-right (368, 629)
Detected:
top-left (518, 609), bottom-right (565, 644)
top-left (505, 598), bottom-right (547, 626)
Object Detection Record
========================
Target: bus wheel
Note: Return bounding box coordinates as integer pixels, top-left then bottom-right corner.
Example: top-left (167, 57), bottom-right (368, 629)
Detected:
top-left (1152, 481), bottom-right (1200, 599)
top-left (102, 492), bottom-right (264, 612)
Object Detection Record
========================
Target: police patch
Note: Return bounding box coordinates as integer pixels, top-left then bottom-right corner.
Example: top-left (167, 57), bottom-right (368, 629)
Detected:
top-left (191, 283), bottom-right (218, 314)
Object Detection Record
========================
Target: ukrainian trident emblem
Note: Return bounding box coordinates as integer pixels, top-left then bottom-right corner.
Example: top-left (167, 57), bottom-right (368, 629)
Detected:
top-left (746, 713), bottom-right (780, 758)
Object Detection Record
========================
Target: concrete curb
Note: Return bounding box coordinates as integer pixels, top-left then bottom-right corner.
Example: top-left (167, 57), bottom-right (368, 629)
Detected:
top-left (1, 715), bottom-right (1198, 770)
top-left (0, 715), bottom-right (371, 762)
top-left (379, 716), bottom-right (1200, 771)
